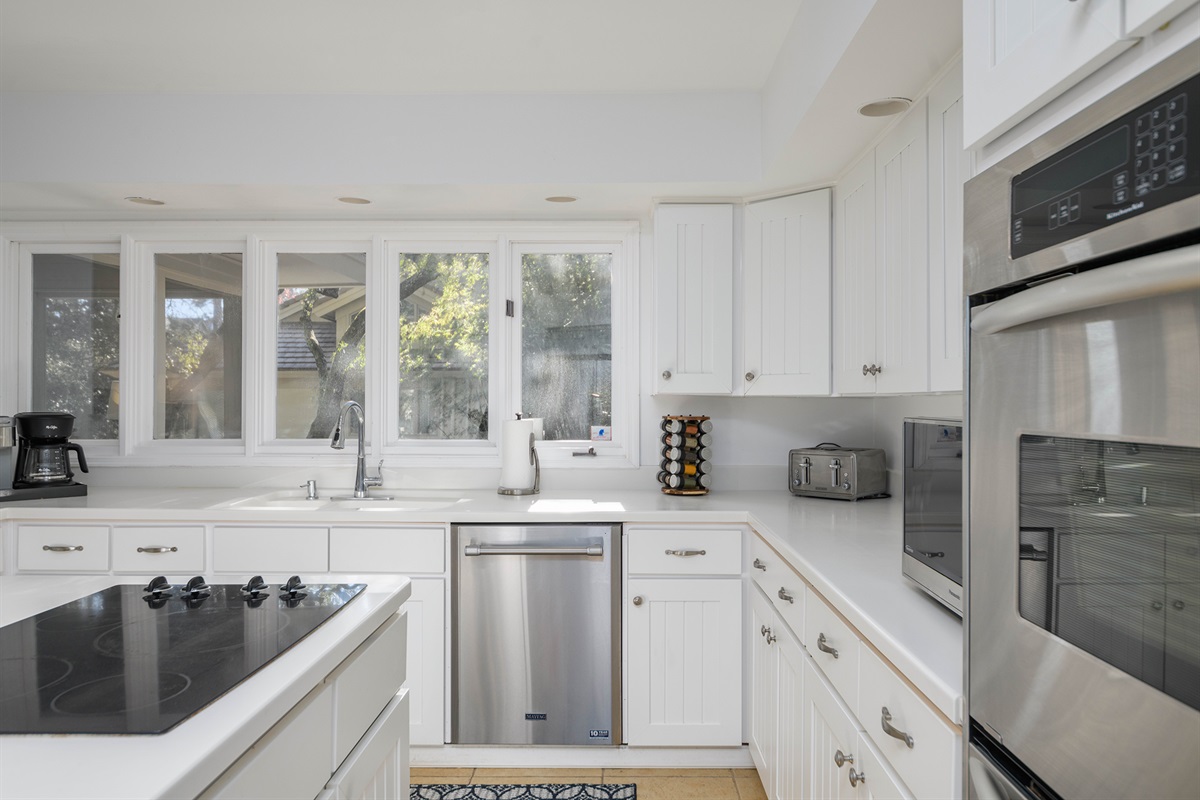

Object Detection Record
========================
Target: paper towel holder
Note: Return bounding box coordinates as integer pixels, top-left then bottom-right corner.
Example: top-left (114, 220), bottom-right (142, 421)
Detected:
top-left (498, 432), bottom-right (541, 496)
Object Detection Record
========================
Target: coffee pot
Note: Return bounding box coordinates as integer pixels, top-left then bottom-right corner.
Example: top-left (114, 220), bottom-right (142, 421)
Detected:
top-left (13, 412), bottom-right (89, 489)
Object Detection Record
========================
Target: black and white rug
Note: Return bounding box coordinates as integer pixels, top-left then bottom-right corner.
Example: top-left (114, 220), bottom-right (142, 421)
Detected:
top-left (411, 785), bottom-right (636, 800)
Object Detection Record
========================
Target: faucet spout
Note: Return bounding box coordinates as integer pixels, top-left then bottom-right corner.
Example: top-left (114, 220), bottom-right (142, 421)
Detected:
top-left (329, 400), bottom-right (383, 499)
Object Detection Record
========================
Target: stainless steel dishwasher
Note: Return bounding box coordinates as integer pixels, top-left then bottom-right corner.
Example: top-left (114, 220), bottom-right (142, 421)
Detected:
top-left (451, 523), bottom-right (621, 746)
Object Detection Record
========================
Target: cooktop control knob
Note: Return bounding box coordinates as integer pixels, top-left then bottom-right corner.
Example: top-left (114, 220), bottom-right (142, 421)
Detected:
top-left (240, 575), bottom-right (270, 599)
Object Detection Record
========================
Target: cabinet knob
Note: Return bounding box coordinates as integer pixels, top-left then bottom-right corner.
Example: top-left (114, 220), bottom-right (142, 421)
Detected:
top-left (777, 587), bottom-right (795, 604)
top-left (848, 768), bottom-right (865, 787)
top-left (1173, 600), bottom-right (1186, 610)
top-left (632, 596), bottom-right (644, 606)
top-left (765, 629), bottom-right (776, 645)
top-left (753, 557), bottom-right (767, 571)
top-left (1151, 600), bottom-right (1165, 610)
top-left (662, 370), bottom-right (672, 380)
top-left (745, 371), bottom-right (756, 382)
top-left (834, 750), bottom-right (854, 768)
top-left (862, 364), bottom-right (869, 376)
top-left (817, 632), bottom-right (839, 659)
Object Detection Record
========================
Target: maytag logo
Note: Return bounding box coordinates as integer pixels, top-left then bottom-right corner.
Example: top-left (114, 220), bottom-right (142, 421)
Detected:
top-left (588, 729), bottom-right (610, 739)
top-left (525, 713), bottom-right (547, 721)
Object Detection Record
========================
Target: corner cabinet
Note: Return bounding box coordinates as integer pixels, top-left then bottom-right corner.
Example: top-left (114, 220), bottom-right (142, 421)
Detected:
top-left (834, 100), bottom-right (930, 395)
top-left (742, 190), bottom-right (832, 396)
top-left (624, 526), bottom-right (743, 746)
top-left (654, 204), bottom-right (734, 395)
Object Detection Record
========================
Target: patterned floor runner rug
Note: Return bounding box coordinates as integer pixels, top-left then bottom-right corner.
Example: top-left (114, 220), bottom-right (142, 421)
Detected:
top-left (411, 785), bottom-right (636, 800)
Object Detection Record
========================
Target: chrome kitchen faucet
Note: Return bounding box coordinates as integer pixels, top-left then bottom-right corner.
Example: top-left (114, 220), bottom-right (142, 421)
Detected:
top-left (329, 400), bottom-right (392, 500)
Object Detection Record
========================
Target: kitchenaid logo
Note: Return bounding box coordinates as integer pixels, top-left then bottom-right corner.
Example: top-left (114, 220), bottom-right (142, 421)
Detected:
top-left (525, 713), bottom-right (547, 721)
top-left (1105, 201), bottom-right (1144, 220)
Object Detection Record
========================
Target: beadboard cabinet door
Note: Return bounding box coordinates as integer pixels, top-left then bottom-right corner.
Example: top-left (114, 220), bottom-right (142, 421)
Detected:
top-left (743, 190), bottom-right (832, 396)
top-left (625, 577), bottom-right (742, 746)
top-left (963, 0), bottom-right (1132, 148)
top-left (832, 152), bottom-right (877, 395)
top-left (654, 204), bottom-right (734, 395)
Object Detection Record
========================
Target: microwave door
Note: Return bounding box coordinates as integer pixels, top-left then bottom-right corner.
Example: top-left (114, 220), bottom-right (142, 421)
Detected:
top-left (969, 246), bottom-right (1200, 800)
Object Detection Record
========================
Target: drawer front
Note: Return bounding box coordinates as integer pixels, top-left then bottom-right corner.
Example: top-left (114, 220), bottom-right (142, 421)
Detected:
top-left (750, 535), bottom-right (805, 642)
top-left (858, 646), bottom-right (958, 800)
top-left (329, 526), bottom-right (445, 574)
top-left (213, 526), bottom-right (329, 574)
top-left (805, 587), bottom-right (860, 708)
top-left (627, 527), bottom-right (742, 575)
top-left (111, 526), bottom-right (205, 573)
top-left (326, 690), bottom-right (410, 800)
top-left (330, 611), bottom-right (407, 767)
top-left (855, 730), bottom-right (915, 800)
top-left (17, 525), bottom-right (110, 572)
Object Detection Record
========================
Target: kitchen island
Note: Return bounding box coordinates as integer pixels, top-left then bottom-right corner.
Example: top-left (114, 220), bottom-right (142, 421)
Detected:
top-left (0, 574), bottom-right (410, 800)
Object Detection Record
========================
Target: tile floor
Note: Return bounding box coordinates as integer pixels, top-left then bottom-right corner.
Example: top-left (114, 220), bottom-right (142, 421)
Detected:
top-left (410, 767), bottom-right (767, 800)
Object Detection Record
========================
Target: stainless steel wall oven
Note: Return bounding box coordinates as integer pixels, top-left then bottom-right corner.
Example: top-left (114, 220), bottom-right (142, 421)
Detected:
top-left (965, 43), bottom-right (1200, 800)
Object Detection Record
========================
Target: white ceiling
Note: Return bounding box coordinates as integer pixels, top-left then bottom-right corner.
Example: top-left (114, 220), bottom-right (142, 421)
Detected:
top-left (0, 0), bottom-right (963, 219)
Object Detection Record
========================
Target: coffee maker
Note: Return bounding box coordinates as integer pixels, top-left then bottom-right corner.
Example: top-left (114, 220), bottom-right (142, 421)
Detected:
top-left (5, 412), bottom-right (89, 500)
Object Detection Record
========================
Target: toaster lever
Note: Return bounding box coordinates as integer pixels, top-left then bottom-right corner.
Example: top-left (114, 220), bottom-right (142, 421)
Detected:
top-left (830, 458), bottom-right (841, 487)
top-left (799, 457), bottom-right (811, 486)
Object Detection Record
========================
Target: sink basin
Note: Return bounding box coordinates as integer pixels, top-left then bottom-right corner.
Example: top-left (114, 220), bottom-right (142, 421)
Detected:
top-left (213, 490), bottom-right (461, 512)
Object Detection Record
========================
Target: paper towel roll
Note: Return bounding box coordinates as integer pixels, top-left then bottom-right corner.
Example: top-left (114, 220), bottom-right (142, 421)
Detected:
top-left (499, 417), bottom-right (543, 491)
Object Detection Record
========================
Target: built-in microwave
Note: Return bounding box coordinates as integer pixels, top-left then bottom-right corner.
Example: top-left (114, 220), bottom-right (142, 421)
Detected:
top-left (902, 417), bottom-right (963, 615)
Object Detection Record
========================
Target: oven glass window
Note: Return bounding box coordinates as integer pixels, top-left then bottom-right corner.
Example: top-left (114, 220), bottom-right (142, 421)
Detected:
top-left (1018, 435), bottom-right (1200, 711)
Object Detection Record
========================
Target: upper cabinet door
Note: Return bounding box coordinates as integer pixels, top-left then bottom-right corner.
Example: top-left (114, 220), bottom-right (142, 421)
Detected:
top-left (874, 100), bottom-right (929, 395)
top-left (927, 63), bottom-right (968, 394)
top-left (743, 190), bottom-right (832, 396)
top-left (1125, 0), bottom-right (1200, 38)
top-left (832, 152), bottom-right (877, 395)
top-left (654, 204), bottom-right (734, 395)
top-left (963, 0), bottom-right (1133, 148)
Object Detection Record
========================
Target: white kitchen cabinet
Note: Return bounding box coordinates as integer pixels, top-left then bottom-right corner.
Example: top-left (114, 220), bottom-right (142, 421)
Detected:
top-left (111, 525), bottom-right (205, 573)
top-left (927, 63), bottom-right (968, 393)
top-left (654, 203), bottom-right (734, 395)
top-left (321, 691), bottom-right (410, 800)
top-left (832, 151), bottom-right (876, 395)
top-left (625, 575), bottom-right (742, 746)
top-left (963, 0), bottom-right (1133, 148)
top-left (16, 524), bottom-right (110, 572)
top-left (213, 525), bottom-right (329, 574)
top-left (750, 585), bottom-right (807, 800)
top-left (1126, 0), bottom-right (1200, 37)
top-left (742, 190), bottom-right (832, 396)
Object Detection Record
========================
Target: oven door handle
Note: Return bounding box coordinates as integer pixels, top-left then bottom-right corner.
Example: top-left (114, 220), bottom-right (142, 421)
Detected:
top-left (971, 243), bottom-right (1200, 335)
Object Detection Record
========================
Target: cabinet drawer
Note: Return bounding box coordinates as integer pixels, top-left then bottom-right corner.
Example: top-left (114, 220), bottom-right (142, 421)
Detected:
top-left (627, 527), bottom-right (741, 575)
top-left (858, 646), bottom-right (957, 800)
top-left (199, 682), bottom-right (334, 800)
top-left (17, 525), bottom-right (110, 572)
top-left (329, 611), bottom-right (407, 768)
top-left (805, 587), bottom-right (860, 708)
top-left (212, 526), bottom-right (328, 574)
top-left (111, 526), bottom-right (205, 573)
top-left (749, 535), bottom-right (805, 641)
top-left (855, 730), bottom-right (914, 800)
top-left (324, 690), bottom-right (409, 800)
top-left (329, 526), bottom-right (445, 574)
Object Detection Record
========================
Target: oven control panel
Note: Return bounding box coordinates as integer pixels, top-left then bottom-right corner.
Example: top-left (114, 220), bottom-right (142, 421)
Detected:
top-left (1011, 72), bottom-right (1200, 259)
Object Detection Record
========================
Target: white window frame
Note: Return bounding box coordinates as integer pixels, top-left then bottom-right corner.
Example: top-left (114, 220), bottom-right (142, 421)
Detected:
top-left (125, 237), bottom-right (250, 462)
top-left (252, 235), bottom-right (377, 460)
top-left (381, 237), bottom-right (505, 463)
top-left (508, 227), bottom-right (638, 469)
top-left (16, 239), bottom-right (123, 460)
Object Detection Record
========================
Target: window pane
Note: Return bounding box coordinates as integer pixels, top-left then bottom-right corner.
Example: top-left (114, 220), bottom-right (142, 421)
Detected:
top-left (521, 253), bottom-right (612, 441)
top-left (154, 253), bottom-right (243, 440)
top-left (398, 253), bottom-right (489, 440)
top-left (31, 253), bottom-right (120, 439)
top-left (276, 253), bottom-right (367, 439)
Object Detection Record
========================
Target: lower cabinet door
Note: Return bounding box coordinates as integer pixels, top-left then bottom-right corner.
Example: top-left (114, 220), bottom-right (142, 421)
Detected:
top-left (626, 577), bottom-right (742, 746)
top-left (774, 627), bottom-right (806, 800)
top-left (749, 589), bottom-right (780, 794)
top-left (405, 578), bottom-right (446, 746)
top-left (803, 656), bottom-right (862, 800)
top-left (853, 731), bottom-right (912, 800)
top-left (324, 690), bottom-right (410, 800)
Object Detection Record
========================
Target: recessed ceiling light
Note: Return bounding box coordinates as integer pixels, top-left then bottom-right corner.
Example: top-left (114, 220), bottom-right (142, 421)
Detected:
top-left (545, 196), bottom-right (577, 203)
top-left (338, 196), bottom-right (371, 205)
top-left (857, 97), bottom-right (912, 117)
top-left (124, 196), bottom-right (165, 206)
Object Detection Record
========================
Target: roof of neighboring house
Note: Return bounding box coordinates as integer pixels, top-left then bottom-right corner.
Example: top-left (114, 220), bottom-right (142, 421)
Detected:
top-left (278, 320), bottom-right (336, 371)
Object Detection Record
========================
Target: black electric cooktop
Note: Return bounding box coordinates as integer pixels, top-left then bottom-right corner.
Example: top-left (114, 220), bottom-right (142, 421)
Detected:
top-left (0, 577), bottom-right (365, 735)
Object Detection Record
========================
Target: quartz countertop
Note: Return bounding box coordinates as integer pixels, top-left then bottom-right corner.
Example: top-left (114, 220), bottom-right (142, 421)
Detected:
top-left (0, 574), bottom-right (410, 800)
top-left (0, 486), bottom-right (963, 723)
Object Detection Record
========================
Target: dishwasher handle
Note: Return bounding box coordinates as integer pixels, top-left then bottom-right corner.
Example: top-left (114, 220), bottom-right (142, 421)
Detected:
top-left (464, 543), bottom-right (604, 557)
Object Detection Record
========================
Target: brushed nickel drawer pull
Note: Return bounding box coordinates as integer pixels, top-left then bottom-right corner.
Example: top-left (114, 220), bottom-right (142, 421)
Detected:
top-left (778, 587), bottom-right (795, 604)
top-left (765, 628), bottom-right (776, 645)
top-left (849, 768), bottom-right (866, 787)
top-left (817, 632), bottom-right (839, 658)
top-left (834, 750), bottom-right (854, 768)
top-left (137, 546), bottom-right (178, 554)
top-left (43, 545), bottom-right (83, 552)
top-left (753, 558), bottom-right (767, 571)
top-left (665, 548), bottom-right (706, 557)
top-left (881, 706), bottom-right (915, 748)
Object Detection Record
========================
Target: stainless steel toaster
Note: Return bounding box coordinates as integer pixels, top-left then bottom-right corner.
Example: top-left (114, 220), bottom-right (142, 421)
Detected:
top-left (788, 443), bottom-right (887, 500)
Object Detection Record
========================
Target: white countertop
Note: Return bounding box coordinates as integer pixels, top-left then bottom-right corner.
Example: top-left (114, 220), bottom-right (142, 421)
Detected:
top-left (0, 486), bottom-right (963, 723)
top-left (0, 574), bottom-right (410, 800)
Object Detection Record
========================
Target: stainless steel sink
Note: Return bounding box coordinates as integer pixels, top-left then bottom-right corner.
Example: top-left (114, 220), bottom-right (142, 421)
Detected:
top-left (213, 490), bottom-right (461, 512)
